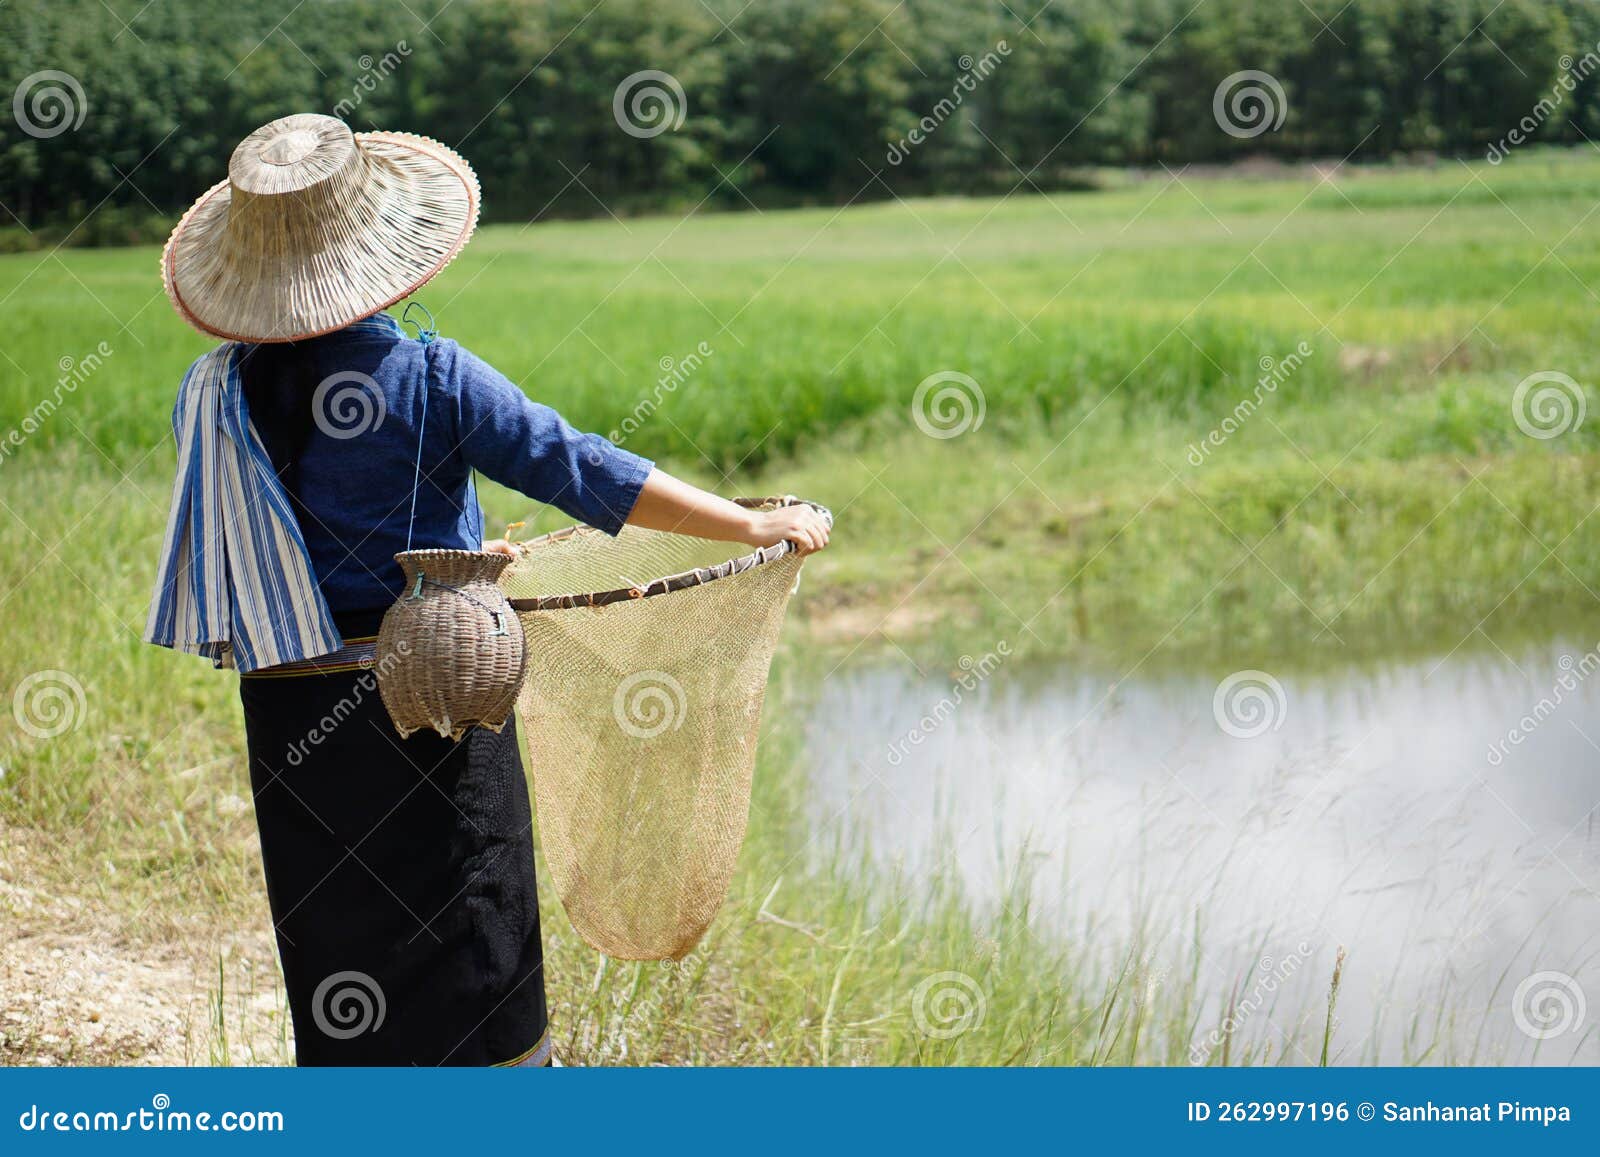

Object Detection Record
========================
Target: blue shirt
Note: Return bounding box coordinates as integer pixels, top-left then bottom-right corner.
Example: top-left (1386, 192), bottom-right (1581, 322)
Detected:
top-left (146, 309), bottom-right (655, 670)
top-left (276, 312), bottom-right (653, 613)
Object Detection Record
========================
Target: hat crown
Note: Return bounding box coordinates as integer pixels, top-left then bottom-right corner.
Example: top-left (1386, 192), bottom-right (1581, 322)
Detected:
top-left (229, 114), bottom-right (357, 197)
top-left (260, 129), bottom-right (320, 166)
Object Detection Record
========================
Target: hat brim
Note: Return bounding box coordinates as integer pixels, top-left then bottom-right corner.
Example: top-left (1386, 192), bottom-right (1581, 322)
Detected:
top-left (162, 132), bottom-right (480, 344)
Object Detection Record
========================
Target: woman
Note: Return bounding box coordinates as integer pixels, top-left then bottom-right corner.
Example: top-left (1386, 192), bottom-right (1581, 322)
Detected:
top-left (144, 114), bottom-right (829, 1066)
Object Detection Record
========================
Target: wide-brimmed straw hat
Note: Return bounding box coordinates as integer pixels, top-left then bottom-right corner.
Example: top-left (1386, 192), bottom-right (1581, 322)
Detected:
top-left (162, 113), bottom-right (479, 343)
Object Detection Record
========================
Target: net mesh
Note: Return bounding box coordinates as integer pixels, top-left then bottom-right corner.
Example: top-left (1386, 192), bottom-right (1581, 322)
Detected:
top-left (501, 508), bottom-right (807, 960)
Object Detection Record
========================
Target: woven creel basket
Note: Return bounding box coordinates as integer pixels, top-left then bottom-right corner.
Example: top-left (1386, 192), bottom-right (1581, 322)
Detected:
top-left (376, 549), bottom-right (528, 740)
top-left (500, 496), bottom-right (828, 961)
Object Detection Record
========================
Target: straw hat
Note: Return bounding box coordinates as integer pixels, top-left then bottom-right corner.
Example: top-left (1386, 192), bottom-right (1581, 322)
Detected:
top-left (162, 113), bottom-right (480, 343)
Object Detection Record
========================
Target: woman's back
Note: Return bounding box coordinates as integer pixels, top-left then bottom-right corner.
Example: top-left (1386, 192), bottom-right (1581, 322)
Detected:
top-left (236, 312), bottom-right (650, 615)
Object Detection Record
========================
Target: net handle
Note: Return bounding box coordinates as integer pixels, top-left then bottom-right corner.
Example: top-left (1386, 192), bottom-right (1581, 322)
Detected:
top-left (504, 495), bottom-right (831, 612)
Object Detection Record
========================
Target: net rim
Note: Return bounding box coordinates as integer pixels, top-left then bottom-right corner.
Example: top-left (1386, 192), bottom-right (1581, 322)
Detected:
top-left (505, 495), bottom-right (830, 612)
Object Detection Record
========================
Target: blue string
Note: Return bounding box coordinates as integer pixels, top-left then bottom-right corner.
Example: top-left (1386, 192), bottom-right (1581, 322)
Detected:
top-left (398, 302), bottom-right (475, 553)
top-left (402, 302), bottom-right (438, 551)
top-left (401, 300), bottom-right (438, 345)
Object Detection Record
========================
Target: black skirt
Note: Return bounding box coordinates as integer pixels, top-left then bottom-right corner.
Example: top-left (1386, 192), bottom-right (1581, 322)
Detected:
top-left (239, 646), bottom-right (548, 1067)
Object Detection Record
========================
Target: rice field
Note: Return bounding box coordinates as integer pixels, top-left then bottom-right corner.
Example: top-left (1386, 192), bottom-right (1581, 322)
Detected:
top-left (1, 148), bottom-right (1597, 1064)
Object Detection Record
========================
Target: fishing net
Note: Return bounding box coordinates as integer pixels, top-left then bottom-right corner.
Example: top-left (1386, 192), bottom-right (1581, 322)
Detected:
top-left (500, 497), bottom-right (825, 961)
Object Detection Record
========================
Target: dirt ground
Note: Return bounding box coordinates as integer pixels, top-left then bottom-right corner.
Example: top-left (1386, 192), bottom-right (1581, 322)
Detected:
top-left (0, 821), bottom-right (289, 1067)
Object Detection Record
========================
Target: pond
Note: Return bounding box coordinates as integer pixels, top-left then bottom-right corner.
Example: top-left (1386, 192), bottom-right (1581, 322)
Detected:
top-left (804, 636), bottom-right (1600, 1064)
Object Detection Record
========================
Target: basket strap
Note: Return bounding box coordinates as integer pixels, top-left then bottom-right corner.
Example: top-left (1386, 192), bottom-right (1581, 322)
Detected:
top-left (401, 302), bottom-right (438, 554)
top-left (399, 302), bottom-right (479, 553)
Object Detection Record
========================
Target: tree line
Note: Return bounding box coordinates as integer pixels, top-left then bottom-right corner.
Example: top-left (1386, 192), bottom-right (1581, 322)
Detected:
top-left (2, 0), bottom-right (1597, 240)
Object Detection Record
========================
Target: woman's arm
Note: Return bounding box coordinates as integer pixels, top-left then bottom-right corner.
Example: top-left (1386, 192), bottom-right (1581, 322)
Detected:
top-left (486, 469), bottom-right (830, 556)
top-left (448, 347), bottom-right (827, 557)
top-left (625, 468), bottom-right (831, 553)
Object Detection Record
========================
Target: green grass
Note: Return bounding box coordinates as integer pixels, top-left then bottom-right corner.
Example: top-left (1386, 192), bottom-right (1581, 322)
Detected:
top-left (10, 149), bottom-right (1600, 471)
top-left (2, 148), bottom-right (1597, 1065)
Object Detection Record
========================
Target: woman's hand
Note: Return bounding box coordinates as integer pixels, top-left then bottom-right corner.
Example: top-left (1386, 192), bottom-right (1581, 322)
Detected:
top-left (482, 538), bottom-right (517, 557)
top-left (625, 469), bottom-right (831, 555)
top-left (746, 504), bottom-right (831, 554)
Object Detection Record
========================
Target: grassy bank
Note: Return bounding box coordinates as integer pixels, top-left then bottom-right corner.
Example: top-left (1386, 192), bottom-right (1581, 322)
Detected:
top-left (2, 149), bottom-right (1597, 1064)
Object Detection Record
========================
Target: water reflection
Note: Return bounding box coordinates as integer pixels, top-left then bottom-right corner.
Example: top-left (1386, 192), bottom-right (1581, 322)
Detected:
top-left (804, 639), bottom-right (1600, 1064)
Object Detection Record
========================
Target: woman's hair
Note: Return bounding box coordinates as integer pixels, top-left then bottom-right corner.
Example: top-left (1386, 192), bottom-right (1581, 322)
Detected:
top-left (238, 342), bottom-right (321, 498)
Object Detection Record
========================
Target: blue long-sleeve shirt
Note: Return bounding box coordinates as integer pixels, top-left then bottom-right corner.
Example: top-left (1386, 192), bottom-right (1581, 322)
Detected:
top-left (248, 311), bottom-right (651, 615)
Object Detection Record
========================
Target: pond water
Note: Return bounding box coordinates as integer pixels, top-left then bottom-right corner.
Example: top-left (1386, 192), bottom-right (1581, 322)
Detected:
top-left (803, 637), bottom-right (1600, 1064)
